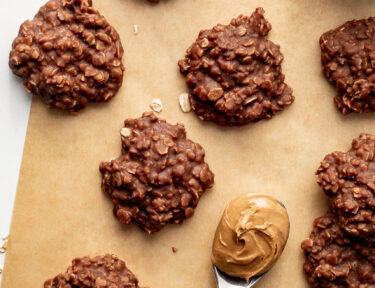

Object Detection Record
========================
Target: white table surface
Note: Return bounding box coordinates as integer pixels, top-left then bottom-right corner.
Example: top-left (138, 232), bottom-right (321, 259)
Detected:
top-left (0, 0), bottom-right (47, 275)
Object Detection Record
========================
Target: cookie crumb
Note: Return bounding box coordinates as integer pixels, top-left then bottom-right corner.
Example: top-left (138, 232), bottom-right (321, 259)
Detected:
top-left (0, 268), bottom-right (2, 274)
top-left (172, 247), bottom-right (178, 253)
top-left (179, 93), bottom-right (191, 113)
top-left (150, 99), bottom-right (163, 113)
top-left (2, 235), bottom-right (8, 241)
top-left (133, 24), bottom-right (139, 35)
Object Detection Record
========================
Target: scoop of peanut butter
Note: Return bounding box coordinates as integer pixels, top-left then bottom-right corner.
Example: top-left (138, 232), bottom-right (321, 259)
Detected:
top-left (211, 193), bottom-right (290, 280)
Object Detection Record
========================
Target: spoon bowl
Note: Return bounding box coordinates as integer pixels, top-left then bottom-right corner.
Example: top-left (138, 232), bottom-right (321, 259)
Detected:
top-left (213, 199), bottom-right (288, 288)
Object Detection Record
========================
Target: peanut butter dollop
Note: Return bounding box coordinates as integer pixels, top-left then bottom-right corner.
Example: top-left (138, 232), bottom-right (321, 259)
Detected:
top-left (211, 193), bottom-right (290, 280)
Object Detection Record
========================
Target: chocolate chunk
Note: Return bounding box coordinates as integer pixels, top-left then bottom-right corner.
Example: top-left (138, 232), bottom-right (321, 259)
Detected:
top-left (99, 112), bottom-right (215, 234)
top-left (178, 7), bottom-right (294, 126)
top-left (317, 134), bottom-right (375, 241)
top-left (320, 17), bottom-right (375, 114)
top-left (301, 213), bottom-right (375, 287)
top-left (9, 0), bottom-right (125, 112)
top-left (44, 255), bottom-right (140, 288)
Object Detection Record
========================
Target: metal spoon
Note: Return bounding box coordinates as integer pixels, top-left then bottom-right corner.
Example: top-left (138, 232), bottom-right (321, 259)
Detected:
top-left (213, 200), bottom-right (288, 288)
top-left (214, 266), bottom-right (264, 288)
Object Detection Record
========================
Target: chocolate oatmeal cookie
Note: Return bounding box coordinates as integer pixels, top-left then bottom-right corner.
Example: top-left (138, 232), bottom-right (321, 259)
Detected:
top-left (301, 213), bottom-right (375, 288)
top-left (9, 0), bottom-right (124, 112)
top-left (178, 8), bottom-right (294, 126)
top-left (320, 17), bottom-right (375, 114)
top-left (99, 112), bottom-right (215, 234)
top-left (44, 255), bottom-right (140, 288)
top-left (317, 134), bottom-right (375, 241)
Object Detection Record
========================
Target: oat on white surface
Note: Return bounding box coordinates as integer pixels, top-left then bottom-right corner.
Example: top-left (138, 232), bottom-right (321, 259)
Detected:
top-left (150, 99), bottom-right (163, 113)
top-left (179, 93), bottom-right (191, 113)
top-left (0, 238), bottom-right (8, 254)
top-left (1, 241), bottom-right (7, 251)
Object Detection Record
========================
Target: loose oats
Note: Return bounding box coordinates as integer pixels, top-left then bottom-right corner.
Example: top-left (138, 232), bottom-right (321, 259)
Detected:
top-left (179, 93), bottom-right (191, 113)
top-left (133, 24), bottom-right (139, 35)
top-left (150, 99), bottom-right (163, 113)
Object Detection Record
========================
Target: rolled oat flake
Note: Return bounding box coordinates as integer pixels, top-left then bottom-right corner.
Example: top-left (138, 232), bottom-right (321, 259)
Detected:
top-left (179, 93), bottom-right (191, 113)
top-left (133, 24), bottom-right (139, 35)
top-left (150, 99), bottom-right (163, 113)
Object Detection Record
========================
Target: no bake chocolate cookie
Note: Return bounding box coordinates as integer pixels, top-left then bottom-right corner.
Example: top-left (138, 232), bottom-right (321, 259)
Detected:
top-left (301, 213), bottom-right (375, 288)
top-left (178, 8), bottom-right (294, 126)
top-left (320, 17), bottom-right (375, 114)
top-left (44, 255), bottom-right (140, 288)
top-left (317, 134), bottom-right (375, 241)
top-left (9, 0), bottom-right (124, 112)
top-left (99, 112), bottom-right (214, 234)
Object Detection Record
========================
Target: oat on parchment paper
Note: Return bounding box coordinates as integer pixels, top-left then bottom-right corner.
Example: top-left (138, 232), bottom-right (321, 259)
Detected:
top-left (179, 93), bottom-right (191, 113)
top-left (150, 99), bottom-right (163, 113)
top-left (133, 24), bottom-right (139, 35)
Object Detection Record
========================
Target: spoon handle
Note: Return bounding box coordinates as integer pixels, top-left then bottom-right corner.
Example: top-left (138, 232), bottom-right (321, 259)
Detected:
top-left (213, 266), bottom-right (263, 288)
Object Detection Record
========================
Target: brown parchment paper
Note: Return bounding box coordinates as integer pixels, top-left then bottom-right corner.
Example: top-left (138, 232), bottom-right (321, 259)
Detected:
top-left (3, 0), bottom-right (375, 287)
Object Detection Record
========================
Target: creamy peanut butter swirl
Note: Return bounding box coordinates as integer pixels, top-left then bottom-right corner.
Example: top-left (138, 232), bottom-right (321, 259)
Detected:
top-left (211, 193), bottom-right (290, 280)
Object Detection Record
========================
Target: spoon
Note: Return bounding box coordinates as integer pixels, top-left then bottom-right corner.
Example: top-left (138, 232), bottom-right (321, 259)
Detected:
top-left (213, 266), bottom-right (264, 288)
top-left (213, 200), bottom-right (288, 288)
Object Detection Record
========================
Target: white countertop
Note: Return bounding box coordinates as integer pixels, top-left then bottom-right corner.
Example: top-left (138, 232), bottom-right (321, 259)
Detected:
top-left (0, 0), bottom-right (47, 275)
